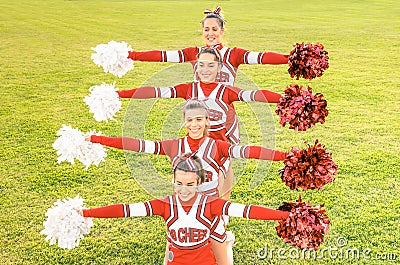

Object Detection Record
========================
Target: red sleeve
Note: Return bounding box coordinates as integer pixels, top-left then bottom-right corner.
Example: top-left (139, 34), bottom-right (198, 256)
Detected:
top-left (128, 47), bottom-right (198, 63)
top-left (214, 140), bottom-right (232, 159)
top-left (82, 204), bottom-right (125, 218)
top-left (226, 86), bottom-right (282, 103)
top-left (90, 135), bottom-right (167, 155)
top-left (128, 50), bottom-right (163, 62)
top-left (117, 84), bottom-right (190, 99)
top-left (221, 141), bottom-right (287, 161)
top-left (210, 198), bottom-right (289, 220)
top-left (261, 52), bottom-right (289, 64)
top-left (117, 86), bottom-right (156, 98)
top-left (248, 205), bottom-right (289, 220)
top-left (90, 135), bottom-right (138, 151)
top-left (256, 90), bottom-right (282, 103)
top-left (82, 198), bottom-right (168, 218)
top-left (229, 47), bottom-right (288, 67)
top-left (173, 83), bottom-right (192, 98)
top-left (244, 146), bottom-right (287, 161)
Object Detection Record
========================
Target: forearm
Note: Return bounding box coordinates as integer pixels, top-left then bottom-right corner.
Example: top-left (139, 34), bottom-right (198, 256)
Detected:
top-left (82, 204), bottom-right (126, 218)
top-left (213, 199), bottom-right (289, 220)
top-left (229, 145), bottom-right (287, 161)
top-left (261, 52), bottom-right (289, 64)
top-left (128, 50), bottom-right (189, 63)
top-left (82, 202), bottom-right (151, 218)
top-left (117, 86), bottom-right (156, 98)
top-left (90, 135), bottom-right (139, 151)
top-left (128, 50), bottom-right (163, 62)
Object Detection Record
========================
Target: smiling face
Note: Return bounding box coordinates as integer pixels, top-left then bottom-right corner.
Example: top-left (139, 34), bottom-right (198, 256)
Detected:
top-left (174, 169), bottom-right (199, 202)
top-left (196, 52), bottom-right (221, 83)
top-left (184, 108), bottom-right (209, 139)
top-left (202, 17), bottom-right (224, 47)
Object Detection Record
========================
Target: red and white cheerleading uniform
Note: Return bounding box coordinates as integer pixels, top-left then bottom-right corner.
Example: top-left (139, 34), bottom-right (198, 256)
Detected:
top-left (82, 193), bottom-right (290, 265)
top-left (117, 81), bottom-right (282, 145)
top-left (90, 134), bottom-right (287, 197)
top-left (127, 44), bottom-right (288, 144)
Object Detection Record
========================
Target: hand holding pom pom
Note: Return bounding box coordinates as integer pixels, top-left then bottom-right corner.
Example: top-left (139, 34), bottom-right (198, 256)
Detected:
top-left (276, 195), bottom-right (330, 250)
top-left (281, 139), bottom-right (338, 190)
top-left (91, 41), bottom-right (134, 78)
top-left (84, 82), bottom-right (122, 122)
top-left (288, 42), bottom-right (329, 80)
top-left (52, 125), bottom-right (107, 169)
top-left (41, 195), bottom-right (93, 249)
top-left (276, 84), bottom-right (328, 131)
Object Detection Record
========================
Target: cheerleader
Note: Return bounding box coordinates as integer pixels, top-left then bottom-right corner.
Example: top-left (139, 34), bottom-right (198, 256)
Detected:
top-left (79, 153), bottom-right (290, 265)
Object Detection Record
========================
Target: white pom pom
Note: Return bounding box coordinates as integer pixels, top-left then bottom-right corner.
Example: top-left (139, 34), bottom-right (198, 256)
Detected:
top-left (91, 40), bottom-right (134, 78)
top-left (84, 82), bottom-right (122, 122)
top-left (53, 125), bottom-right (107, 169)
top-left (41, 195), bottom-right (93, 249)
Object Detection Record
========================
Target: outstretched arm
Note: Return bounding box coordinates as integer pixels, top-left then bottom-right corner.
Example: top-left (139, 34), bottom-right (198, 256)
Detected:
top-left (217, 140), bottom-right (287, 161)
top-left (82, 199), bottom-right (166, 218)
top-left (89, 135), bottom-right (167, 155)
top-left (211, 198), bottom-right (289, 220)
top-left (117, 83), bottom-right (189, 99)
top-left (128, 47), bottom-right (199, 63)
top-left (227, 86), bottom-right (282, 103)
top-left (231, 47), bottom-right (289, 67)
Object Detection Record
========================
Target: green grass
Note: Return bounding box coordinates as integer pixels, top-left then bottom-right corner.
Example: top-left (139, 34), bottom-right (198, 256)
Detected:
top-left (0, 0), bottom-right (399, 264)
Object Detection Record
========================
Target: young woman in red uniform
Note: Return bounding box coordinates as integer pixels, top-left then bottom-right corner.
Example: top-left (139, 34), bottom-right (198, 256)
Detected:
top-left (80, 153), bottom-right (290, 265)
top-left (88, 100), bottom-right (288, 265)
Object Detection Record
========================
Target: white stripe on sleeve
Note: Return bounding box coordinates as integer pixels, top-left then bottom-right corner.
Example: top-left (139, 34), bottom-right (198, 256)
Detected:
top-left (166, 51), bottom-right (180, 62)
top-left (143, 140), bottom-right (157, 153)
top-left (246, 52), bottom-right (261, 64)
top-left (128, 203), bottom-right (148, 216)
top-left (158, 87), bottom-right (173, 98)
top-left (227, 202), bottom-right (247, 217)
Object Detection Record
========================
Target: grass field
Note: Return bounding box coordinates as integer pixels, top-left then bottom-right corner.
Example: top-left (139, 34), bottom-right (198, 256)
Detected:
top-left (0, 0), bottom-right (399, 264)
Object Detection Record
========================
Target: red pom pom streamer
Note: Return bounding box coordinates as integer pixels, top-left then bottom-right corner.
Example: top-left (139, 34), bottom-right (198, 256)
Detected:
top-left (276, 84), bottom-right (328, 131)
top-left (288, 42), bottom-right (329, 80)
top-left (281, 139), bottom-right (338, 190)
top-left (276, 195), bottom-right (330, 250)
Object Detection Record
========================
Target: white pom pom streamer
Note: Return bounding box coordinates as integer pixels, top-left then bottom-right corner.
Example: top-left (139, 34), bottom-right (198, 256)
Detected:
top-left (91, 40), bottom-right (134, 77)
top-left (41, 195), bottom-right (93, 250)
top-left (53, 125), bottom-right (107, 169)
top-left (84, 82), bottom-right (122, 122)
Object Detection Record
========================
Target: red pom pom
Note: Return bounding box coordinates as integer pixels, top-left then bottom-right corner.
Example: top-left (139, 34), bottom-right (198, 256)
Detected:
top-left (276, 84), bottom-right (328, 131)
top-left (281, 139), bottom-right (337, 190)
top-left (288, 42), bottom-right (329, 80)
top-left (276, 195), bottom-right (330, 250)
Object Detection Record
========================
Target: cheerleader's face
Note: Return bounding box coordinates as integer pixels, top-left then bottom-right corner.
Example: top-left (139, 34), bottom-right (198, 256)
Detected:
top-left (196, 52), bottom-right (221, 83)
top-left (202, 18), bottom-right (224, 47)
top-left (184, 108), bottom-right (209, 139)
top-left (174, 169), bottom-right (199, 202)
